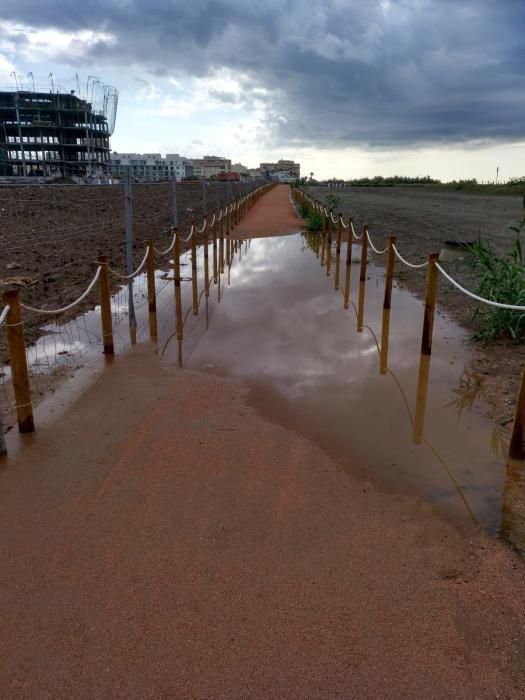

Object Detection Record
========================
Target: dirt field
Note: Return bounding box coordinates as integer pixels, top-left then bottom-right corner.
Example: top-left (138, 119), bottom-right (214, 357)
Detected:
top-left (309, 186), bottom-right (525, 424)
top-left (0, 180), bottom-right (255, 363)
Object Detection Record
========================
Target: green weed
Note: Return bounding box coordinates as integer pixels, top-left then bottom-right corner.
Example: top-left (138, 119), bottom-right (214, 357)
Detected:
top-left (469, 232), bottom-right (525, 342)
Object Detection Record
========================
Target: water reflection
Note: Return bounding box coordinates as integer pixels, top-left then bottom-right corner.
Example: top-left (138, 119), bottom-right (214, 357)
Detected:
top-left (185, 233), bottom-right (523, 544)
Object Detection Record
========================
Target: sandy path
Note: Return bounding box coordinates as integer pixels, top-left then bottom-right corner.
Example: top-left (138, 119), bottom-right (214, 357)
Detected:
top-left (1, 346), bottom-right (524, 698)
top-left (1, 187), bottom-right (525, 698)
top-left (234, 183), bottom-right (303, 237)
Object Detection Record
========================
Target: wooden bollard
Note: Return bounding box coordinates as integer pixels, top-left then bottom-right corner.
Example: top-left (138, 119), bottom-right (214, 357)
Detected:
top-left (357, 227), bottom-right (369, 332)
top-left (413, 253), bottom-right (440, 444)
top-left (97, 255), bottom-right (114, 355)
top-left (509, 362), bottom-right (525, 460)
top-left (204, 226), bottom-right (210, 299)
top-left (2, 289), bottom-right (34, 433)
top-left (326, 210), bottom-right (333, 277)
top-left (191, 221), bottom-right (199, 315)
top-left (379, 236), bottom-right (397, 374)
top-left (220, 219), bottom-right (225, 274)
top-left (212, 213), bottom-right (218, 283)
top-left (173, 230), bottom-right (183, 368)
top-left (343, 217), bottom-right (353, 309)
top-left (335, 214), bottom-right (342, 291)
top-left (145, 239), bottom-right (157, 339)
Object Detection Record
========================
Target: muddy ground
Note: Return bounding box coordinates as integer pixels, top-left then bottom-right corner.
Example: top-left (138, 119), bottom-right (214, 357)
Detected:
top-left (309, 185), bottom-right (525, 424)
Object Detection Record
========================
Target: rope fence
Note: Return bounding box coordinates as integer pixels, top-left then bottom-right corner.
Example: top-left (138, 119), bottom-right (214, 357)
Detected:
top-left (0, 182), bottom-right (275, 448)
top-left (293, 186), bottom-right (525, 463)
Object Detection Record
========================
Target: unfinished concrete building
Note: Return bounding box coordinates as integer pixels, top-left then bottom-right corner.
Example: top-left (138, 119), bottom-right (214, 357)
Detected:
top-left (0, 76), bottom-right (118, 180)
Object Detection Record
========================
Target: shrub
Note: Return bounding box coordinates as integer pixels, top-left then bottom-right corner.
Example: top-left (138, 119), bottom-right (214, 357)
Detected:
top-left (306, 211), bottom-right (323, 231)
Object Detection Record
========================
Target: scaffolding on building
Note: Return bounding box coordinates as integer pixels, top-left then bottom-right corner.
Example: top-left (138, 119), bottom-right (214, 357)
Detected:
top-left (0, 74), bottom-right (118, 181)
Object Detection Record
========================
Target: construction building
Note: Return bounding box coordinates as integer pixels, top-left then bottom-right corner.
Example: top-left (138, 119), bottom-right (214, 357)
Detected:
top-left (110, 153), bottom-right (193, 181)
top-left (260, 159), bottom-right (300, 180)
top-left (0, 76), bottom-right (118, 180)
top-left (191, 156), bottom-right (232, 179)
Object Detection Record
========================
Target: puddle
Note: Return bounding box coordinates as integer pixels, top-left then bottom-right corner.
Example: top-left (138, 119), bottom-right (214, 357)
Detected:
top-left (174, 232), bottom-right (525, 548)
top-left (3, 232), bottom-right (524, 550)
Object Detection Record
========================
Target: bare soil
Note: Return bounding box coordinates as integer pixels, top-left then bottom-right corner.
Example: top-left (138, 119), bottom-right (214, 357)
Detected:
top-left (309, 186), bottom-right (525, 424)
top-left (0, 180), bottom-right (252, 363)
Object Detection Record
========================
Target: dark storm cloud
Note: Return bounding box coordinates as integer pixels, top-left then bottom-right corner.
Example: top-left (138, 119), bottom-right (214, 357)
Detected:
top-left (1, 0), bottom-right (524, 147)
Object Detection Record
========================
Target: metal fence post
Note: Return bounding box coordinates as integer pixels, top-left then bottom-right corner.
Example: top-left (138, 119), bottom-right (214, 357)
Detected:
top-left (171, 175), bottom-right (178, 227)
top-left (123, 166), bottom-right (137, 344)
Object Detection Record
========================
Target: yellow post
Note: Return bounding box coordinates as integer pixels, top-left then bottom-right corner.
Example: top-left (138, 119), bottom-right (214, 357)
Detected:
top-left (326, 210), bottom-right (332, 277)
top-left (343, 217), bottom-right (353, 309)
top-left (509, 363), bottom-right (525, 460)
top-left (220, 220), bottom-right (225, 274)
top-left (97, 255), bottom-right (114, 355)
top-left (413, 253), bottom-right (440, 444)
top-left (212, 213), bottom-right (218, 282)
top-left (357, 227), bottom-right (368, 332)
top-left (379, 236), bottom-right (397, 374)
top-left (145, 239), bottom-right (157, 339)
top-left (335, 214), bottom-right (342, 290)
top-left (191, 221), bottom-right (199, 315)
top-left (173, 230), bottom-right (183, 368)
top-left (204, 226), bottom-right (210, 298)
top-left (2, 289), bottom-right (34, 433)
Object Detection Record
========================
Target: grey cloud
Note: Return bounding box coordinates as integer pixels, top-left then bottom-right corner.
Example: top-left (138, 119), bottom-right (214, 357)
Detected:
top-left (1, 0), bottom-right (524, 148)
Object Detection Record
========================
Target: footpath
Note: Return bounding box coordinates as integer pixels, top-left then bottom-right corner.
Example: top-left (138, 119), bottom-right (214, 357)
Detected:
top-left (1, 186), bottom-right (524, 698)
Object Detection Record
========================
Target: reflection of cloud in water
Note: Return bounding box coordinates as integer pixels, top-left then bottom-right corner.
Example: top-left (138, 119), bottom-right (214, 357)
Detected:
top-left (189, 233), bottom-right (512, 538)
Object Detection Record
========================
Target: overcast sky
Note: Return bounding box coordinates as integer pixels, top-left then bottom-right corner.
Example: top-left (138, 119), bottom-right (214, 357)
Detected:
top-left (0, 0), bottom-right (524, 180)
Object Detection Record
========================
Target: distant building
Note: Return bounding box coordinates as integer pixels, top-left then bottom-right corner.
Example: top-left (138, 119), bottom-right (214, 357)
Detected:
top-left (191, 155), bottom-right (231, 179)
top-left (0, 79), bottom-right (118, 180)
top-left (260, 159), bottom-right (300, 180)
top-left (110, 152), bottom-right (192, 181)
top-left (216, 171), bottom-right (240, 182)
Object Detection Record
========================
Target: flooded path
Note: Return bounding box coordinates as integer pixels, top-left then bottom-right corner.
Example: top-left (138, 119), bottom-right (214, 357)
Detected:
top-left (186, 232), bottom-right (519, 540)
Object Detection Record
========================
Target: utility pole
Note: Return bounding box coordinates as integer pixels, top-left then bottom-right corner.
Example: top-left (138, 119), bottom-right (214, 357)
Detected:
top-left (124, 165), bottom-right (137, 343)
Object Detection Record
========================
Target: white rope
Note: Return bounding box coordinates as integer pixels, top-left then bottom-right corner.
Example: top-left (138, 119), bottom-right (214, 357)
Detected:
top-left (21, 267), bottom-right (102, 316)
top-left (209, 213), bottom-right (216, 227)
top-left (330, 212), bottom-right (338, 224)
top-left (351, 221), bottom-right (362, 240)
top-left (109, 247), bottom-right (150, 280)
top-left (366, 230), bottom-right (389, 255)
top-left (340, 216), bottom-right (348, 229)
top-left (0, 305), bottom-right (10, 328)
top-left (154, 232), bottom-right (176, 256)
top-left (392, 245), bottom-right (428, 269)
top-left (181, 226), bottom-right (194, 244)
top-left (196, 220), bottom-right (207, 234)
top-left (436, 263), bottom-right (525, 311)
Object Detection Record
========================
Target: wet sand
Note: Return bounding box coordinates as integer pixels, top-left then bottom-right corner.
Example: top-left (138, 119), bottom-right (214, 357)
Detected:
top-left (1, 345), bottom-right (525, 698)
top-left (1, 185), bottom-right (525, 697)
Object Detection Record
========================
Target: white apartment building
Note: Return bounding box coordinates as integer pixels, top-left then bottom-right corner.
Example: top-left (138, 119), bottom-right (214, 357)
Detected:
top-left (110, 152), bottom-right (193, 181)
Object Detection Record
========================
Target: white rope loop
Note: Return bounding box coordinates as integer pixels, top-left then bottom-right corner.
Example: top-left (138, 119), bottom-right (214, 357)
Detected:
top-left (0, 304), bottom-right (10, 328)
top-left (339, 216), bottom-right (348, 229)
top-left (392, 244), bottom-right (428, 269)
top-left (109, 246), bottom-right (150, 280)
top-left (351, 221), bottom-right (363, 240)
top-left (154, 232), bottom-right (177, 257)
top-left (366, 230), bottom-right (389, 255)
top-left (436, 263), bottom-right (525, 311)
top-left (21, 267), bottom-right (102, 316)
